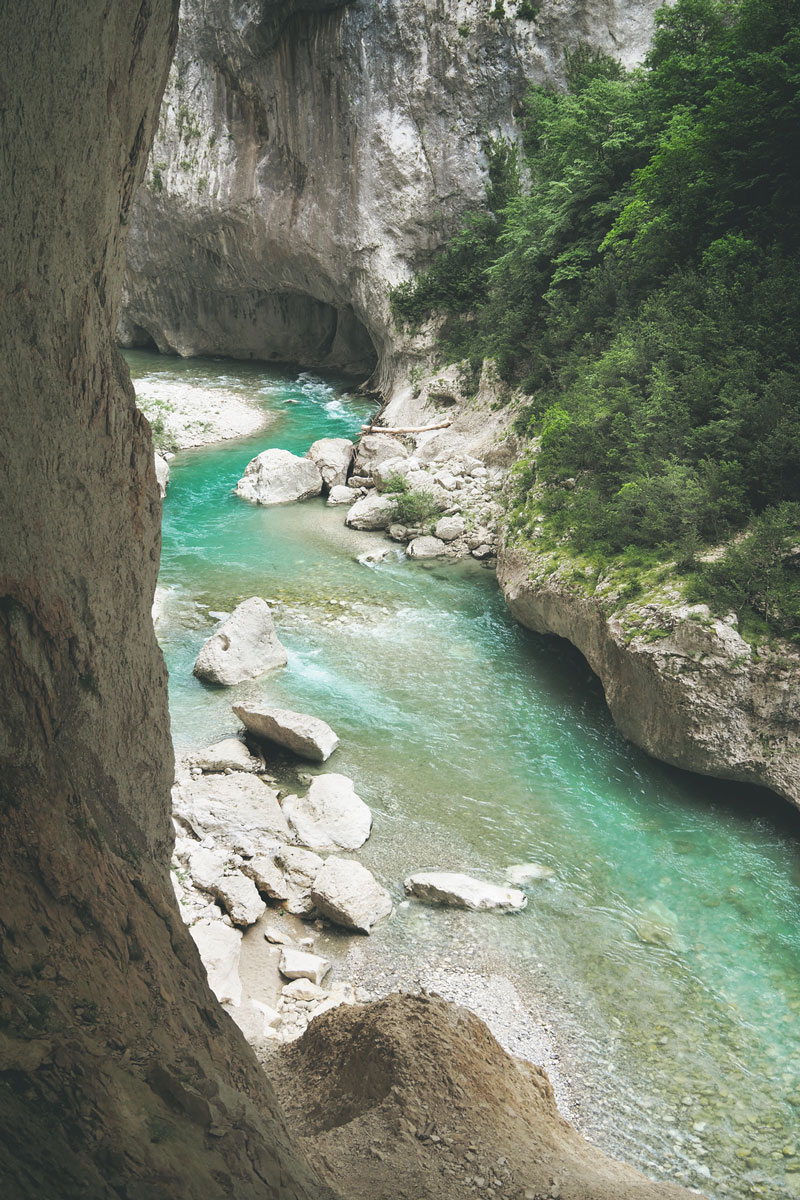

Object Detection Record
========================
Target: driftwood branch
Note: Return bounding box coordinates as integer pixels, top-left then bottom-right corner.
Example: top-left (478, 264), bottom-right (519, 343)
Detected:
top-left (359, 420), bottom-right (453, 435)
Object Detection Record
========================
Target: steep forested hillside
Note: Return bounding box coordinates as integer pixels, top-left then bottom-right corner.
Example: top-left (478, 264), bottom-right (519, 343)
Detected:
top-left (391, 0), bottom-right (800, 639)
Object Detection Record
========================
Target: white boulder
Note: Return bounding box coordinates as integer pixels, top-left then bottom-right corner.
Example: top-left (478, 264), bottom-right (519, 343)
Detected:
top-left (212, 871), bottom-right (266, 927)
top-left (233, 704), bottom-right (339, 762)
top-left (154, 452), bottom-right (170, 498)
top-left (373, 455), bottom-right (417, 490)
top-left (193, 598), bottom-right (287, 686)
top-left (282, 773), bottom-right (372, 851)
top-left (352, 433), bottom-right (408, 479)
top-left (407, 536), bottom-right (447, 559)
top-left (241, 851), bottom-right (291, 901)
top-left (275, 845), bottom-right (325, 915)
top-left (235, 448), bottom-right (323, 505)
top-left (184, 737), bottom-right (261, 774)
top-left (435, 515), bottom-right (466, 542)
top-left (327, 484), bottom-right (356, 505)
top-left (189, 919), bottom-right (243, 1006)
top-left (281, 978), bottom-right (329, 1002)
top-left (345, 491), bottom-right (397, 531)
top-left (403, 872), bottom-right (527, 912)
top-left (311, 856), bottom-right (393, 934)
top-left (173, 772), bottom-right (292, 845)
top-left (278, 947), bottom-right (331, 986)
top-left (306, 437), bottom-right (354, 490)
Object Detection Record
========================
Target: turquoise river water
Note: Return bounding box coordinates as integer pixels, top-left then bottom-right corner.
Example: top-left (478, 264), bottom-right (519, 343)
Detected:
top-left (128, 350), bottom-right (800, 1200)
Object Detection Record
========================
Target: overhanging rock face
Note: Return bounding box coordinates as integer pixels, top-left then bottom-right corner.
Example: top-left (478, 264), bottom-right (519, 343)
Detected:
top-left (121, 0), bottom-right (662, 391)
top-left (0, 3), bottom-right (333, 1195)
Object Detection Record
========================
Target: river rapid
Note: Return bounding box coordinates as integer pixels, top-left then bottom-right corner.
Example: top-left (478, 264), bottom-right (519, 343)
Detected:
top-left (128, 349), bottom-right (800, 1200)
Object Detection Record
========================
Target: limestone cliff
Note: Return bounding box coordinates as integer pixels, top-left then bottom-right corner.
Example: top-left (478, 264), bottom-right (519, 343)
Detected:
top-left (121, 0), bottom-right (661, 388)
top-left (0, 3), bottom-right (333, 1195)
top-left (498, 541), bottom-right (800, 808)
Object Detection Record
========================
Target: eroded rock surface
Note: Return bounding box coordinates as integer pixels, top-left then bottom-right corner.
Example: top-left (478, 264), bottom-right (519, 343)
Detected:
top-left (499, 542), bottom-right (800, 808)
top-left (121, 0), bottom-right (661, 392)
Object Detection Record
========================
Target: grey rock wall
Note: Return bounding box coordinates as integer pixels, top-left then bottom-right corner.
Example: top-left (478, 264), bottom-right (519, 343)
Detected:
top-left (0, 3), bottom-right (335, 1195)
top-left (121, 0), bottom-right (661, 387)
top-left (499, 544), bottom-right (800, 809)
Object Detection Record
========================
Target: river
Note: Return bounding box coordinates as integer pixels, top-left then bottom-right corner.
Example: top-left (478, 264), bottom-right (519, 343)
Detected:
top-left (127, 349), bottom-right (800, 1200)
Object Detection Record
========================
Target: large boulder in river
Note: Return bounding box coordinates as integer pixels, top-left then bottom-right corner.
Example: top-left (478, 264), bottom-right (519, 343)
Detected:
top-left (235, 447), bottom-right (323, 505)
top-left (345, 490), bottom-right (397, 531)
top-left (352, 433), bottom-right (408, 480)
top-left (306, 437), bottom-right (354, 490)
top-left (282, 773), bottom-right (372, 850)
top-left (233, 703), bottom-right (339, 762)
top-left (193, 597), bottom-right (287, 686)
top-left (403, 871), bottom-right (527, 913)
top-left (311, 856), bottom-right (393, 934)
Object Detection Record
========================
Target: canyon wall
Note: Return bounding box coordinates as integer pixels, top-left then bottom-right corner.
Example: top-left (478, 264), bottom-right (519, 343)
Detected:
top-left (0, 3), bottom-right (334, 1195)
top-left (120, 0), bottom-right (662, 387)
top-left (499, 544), bottom-right (800, 808)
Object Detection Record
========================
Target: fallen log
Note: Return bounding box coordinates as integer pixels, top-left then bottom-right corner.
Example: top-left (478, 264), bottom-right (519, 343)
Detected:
top-left (359, 420), bottom-right (453, 435)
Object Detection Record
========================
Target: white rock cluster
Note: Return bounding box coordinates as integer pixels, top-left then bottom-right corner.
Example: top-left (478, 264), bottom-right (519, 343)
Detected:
top-left (170, 736), bottom-right (393, 1040)
top-left (343, 440), bottom-right (505, 562)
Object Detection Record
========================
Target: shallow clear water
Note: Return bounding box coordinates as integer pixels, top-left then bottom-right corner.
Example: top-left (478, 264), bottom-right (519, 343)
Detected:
top-left (128, 350), bottom-right (800, 1199)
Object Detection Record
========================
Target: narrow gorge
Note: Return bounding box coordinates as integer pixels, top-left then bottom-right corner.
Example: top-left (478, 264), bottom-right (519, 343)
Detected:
top-left (3, 2), bottom-right (799, 1199)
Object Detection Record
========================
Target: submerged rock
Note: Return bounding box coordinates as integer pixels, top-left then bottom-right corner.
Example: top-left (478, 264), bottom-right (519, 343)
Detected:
top-left (345, 490), bottom-right (397, 530)
top-left (233, 703), bottom-right (339, 762)
top-left (404, 872), bottom-right (527, 913)
top-left (189, 919), bottom-right (243, 1007)
top-left (306, 437), bottom-right (354, 490)
top-left (282, 773), bottom-right (372, 850)
top-left (505, 863), bottom-right (555, 885)
top-left (193, 597), bottom-right (287, 686)
top-left (235, 447), bottom-right (323, 505)
top-left (311, 856), bottom-right (393, 934)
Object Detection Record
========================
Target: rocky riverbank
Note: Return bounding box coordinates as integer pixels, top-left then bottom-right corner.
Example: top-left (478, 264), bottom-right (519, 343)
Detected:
top-left (497, 539), bottom-right (800, 810)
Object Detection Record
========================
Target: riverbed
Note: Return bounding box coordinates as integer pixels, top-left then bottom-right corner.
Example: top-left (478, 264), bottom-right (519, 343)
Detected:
top-left (128, 349), bottom-right (800, 1200)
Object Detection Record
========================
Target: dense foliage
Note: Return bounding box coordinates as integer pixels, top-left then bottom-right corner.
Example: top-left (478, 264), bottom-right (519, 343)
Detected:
top-left (391, 0), bottom-right (800, 637)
